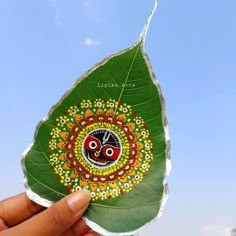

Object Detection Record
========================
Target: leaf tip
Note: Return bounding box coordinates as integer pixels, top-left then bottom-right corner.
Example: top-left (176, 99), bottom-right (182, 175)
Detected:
top-left (138, 0), bottom-right (158, 46)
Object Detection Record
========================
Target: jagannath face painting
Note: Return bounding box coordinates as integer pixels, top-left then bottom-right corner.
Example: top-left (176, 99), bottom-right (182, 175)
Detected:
top-left (82, 129), bottom-right (121, 168)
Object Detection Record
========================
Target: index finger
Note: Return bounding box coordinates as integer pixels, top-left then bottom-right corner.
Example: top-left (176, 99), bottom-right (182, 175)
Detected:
top-left (0, 192), bottom-right (45, 227)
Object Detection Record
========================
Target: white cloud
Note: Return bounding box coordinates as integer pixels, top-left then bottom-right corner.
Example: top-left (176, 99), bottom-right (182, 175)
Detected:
top-left (202, 225), bottom-right (231, 236)
top-left (82, 37), bottom-right (101, 46)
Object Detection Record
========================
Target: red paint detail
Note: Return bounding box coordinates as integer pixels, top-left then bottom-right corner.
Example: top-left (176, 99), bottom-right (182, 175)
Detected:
top-left (107, 116), bottom-right (114, 122)
top-left (65, 143), bottom-right (72, 150)
top-left (104, 99), bottom-right (107, 102)
top-left (130, 142), bottom-right (137, 157)
top-left (87, 116), bottom-right (95, 121)
top-left (67, 186), bottom-right (72, 191)
top-left (143, 125), bottom-right (148, 129)
top-left (97, 115), bottom-right (105, 120)
top-left (84, 174), bottom-right (90, 180)
top-left (91, 99), bottom-right (94, 103)
top-left (56, 175), bottom-right (60, 180)
top-left (151, 148), bottom-right (154, 152)
top-left (118, 171), bottom-right (125, 176)
top-left (49, 136), bottom-right (52, 140)
top-left (122, 126), bottom-right (130, 133)
top-left (149, 161), bottom-right (152, 165)
top-left (143, 173), bottom-right (147, 177)
top-left (63, 111), bottom-right (68, 115)
top-left (80, 119), bottom-right (86, 126)
top-left (53, 122), bottom-right (57, 126)
top-left (72, 126), bottom-right (80, 133)
top-left (66, 152), bottom-right (73, 159)
top-left (77, 104), bottom-right (81, 108)
top-left (125, 165), bottom-right (131, 171)
top-left (132, 111), bottom-right (137, 116)
top-left (108, 195), bottom-right (112, 199)
top-left (50, 166), bottom-right (54, 169)
top-left (120, 189), bottom-right (124, 195)
top-left (115, 119), bottom-right (124, 125)
top-left (131, 150), bottom-right (137, 156)
top-left (133, 184), bottom-right (137, 188)
top-left (71, 161), bottom-right (77, 168)
top-left (48, 150), bottom-right (51, 154)
top-left (92, 177), bottom-right (99, 182)
top-left (68, 134), bottom-right (75, 141)
top-left (100, 177), bottom-right (107, 183)
top-left (108, 175), bottom-right (116, 181)
top-left (77, 166), bottom-right (83, 173)
top-left (148, 136), bottom-right (152, 140)
top-left (84, 136), bottom-right (101, 152)
top-left (128, 134), bottom-right (134, 141)
top-left (129, 158), bottom-right (135, 165)
top-left (118, 101), bottom-right (122, 105)
top-left (102, 145), bottom-right (120, 161)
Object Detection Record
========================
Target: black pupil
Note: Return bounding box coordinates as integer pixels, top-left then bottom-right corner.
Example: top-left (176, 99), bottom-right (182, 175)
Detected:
top-left (91, 142), bottom-right (96, 147)
top-left (107, 149), bottom-right (113, 155)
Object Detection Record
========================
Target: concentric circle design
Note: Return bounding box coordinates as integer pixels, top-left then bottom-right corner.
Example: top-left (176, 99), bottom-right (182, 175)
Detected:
top-left (48, 99), bottom-right (154, 201)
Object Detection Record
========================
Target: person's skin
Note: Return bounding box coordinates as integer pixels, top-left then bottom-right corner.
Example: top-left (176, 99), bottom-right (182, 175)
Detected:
top-left (0, 189), bottom-right (99, 236)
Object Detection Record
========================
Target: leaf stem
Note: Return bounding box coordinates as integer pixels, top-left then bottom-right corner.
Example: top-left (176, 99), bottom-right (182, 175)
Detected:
top-left (138, 0), bottom-right (158, 46)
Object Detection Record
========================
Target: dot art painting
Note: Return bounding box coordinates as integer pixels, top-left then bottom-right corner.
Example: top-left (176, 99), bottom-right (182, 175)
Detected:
top-left (49, 99), bottom-right (154, 201)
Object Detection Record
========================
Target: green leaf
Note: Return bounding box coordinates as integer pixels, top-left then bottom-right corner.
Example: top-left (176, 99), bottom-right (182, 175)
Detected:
top-left (22, 0), bottom-right (170, 235)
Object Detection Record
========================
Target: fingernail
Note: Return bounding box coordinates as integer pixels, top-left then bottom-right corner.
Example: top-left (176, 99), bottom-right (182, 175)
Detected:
top-left (67, 189), bottom-right (91, 214)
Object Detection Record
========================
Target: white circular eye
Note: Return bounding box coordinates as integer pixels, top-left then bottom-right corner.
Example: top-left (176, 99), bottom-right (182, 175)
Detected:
top-left (89, 141), bottom-right (97, 149)
top-left (105, 148), bottom-right (114, 157)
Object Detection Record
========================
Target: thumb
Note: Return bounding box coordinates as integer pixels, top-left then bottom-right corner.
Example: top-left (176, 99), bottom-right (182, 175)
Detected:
top-left (12, 189), bottom-right (91, 236)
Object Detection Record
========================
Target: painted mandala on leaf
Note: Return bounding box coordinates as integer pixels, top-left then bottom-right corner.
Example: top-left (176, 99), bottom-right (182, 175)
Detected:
top-left (48, 99), bottom-right (154, 201)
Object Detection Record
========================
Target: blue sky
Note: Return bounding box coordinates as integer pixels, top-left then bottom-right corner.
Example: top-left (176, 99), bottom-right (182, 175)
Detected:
top-left (0, 0), bottom-right (236, 235)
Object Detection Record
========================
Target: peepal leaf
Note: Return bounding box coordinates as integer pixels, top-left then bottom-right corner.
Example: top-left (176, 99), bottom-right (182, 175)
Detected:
top-left (22, 0), bottom-right (170, 235)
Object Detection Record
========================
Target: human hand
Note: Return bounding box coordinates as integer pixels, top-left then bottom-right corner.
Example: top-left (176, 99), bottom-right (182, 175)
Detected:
top-left (0, 190), bottom-right (99, 236)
